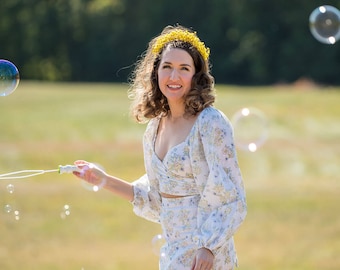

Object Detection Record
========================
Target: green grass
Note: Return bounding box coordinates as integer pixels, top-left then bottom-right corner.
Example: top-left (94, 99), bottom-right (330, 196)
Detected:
top-left (0, 81), bottom-right (339, 269)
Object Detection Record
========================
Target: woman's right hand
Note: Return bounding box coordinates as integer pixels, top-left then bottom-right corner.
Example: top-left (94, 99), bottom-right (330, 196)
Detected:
top-left (73, 160), bottom-right (107, 187)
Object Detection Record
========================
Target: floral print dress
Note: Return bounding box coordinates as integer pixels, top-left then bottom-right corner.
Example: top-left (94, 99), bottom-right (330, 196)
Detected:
top-left (132, 106), bottom-right (247, 270)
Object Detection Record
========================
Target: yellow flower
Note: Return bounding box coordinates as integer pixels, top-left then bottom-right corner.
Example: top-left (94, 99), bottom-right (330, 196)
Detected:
top-left (152, 29), bottom-right (210, 60)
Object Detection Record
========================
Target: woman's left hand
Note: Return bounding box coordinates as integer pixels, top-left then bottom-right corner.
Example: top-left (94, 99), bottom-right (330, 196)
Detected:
top-left (191, 247), bottom-right (214, 270)
top-left (73, 160), bottom-right (107, 187)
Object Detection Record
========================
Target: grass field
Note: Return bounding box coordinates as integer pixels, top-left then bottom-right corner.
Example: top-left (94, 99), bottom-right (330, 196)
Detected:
top-left (0, 81), bottom-right (339, 270)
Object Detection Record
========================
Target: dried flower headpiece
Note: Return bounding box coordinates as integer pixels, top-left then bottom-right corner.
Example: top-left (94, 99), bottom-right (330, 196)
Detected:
top-left (152, 29), bottom-right (210, 60)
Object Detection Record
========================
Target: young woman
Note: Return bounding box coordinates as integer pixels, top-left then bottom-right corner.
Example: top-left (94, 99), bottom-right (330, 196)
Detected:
top-left (73, 25), bottom-right (247, 270)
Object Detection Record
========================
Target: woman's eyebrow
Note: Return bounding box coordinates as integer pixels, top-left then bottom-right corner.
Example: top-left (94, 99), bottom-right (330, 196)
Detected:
top-left (162, 61), bottom-right (192, 67)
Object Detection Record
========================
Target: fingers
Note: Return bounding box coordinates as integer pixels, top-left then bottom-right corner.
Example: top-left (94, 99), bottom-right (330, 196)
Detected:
top-left (191, 248), bottom-right (214, 270)
top-left (74, 160), bottom-right (87, 165)
top-left (74, 160), bottom-right (91, 168)
top-left (192, 264), bottom-right (212, 270)
top-left (192, 260), bottom-right (213, 270)
top-left (72, 160), bottom-right (106, 189)
top-left (190, 257), bottom-right (196, 270)
top-left (72, 160), bottom-right (93, 180)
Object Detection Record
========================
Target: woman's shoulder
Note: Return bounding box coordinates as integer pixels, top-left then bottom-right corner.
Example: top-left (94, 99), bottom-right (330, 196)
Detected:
top-left (144, 117), bottom-right (161, 137)
top-left (199, 106), bottom-right (230, 123)
top-left (145, 117), bottom-right (160, 128)
top-left (195, 107), bottom-right (234, 142)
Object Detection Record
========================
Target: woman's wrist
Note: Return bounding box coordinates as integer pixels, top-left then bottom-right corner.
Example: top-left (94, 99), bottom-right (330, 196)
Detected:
top-left (198, 247), bottom-right (214, 257)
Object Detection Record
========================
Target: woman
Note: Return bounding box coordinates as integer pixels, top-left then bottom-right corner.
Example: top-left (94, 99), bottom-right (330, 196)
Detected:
top-left (73, 25), bottom-right (247, 270)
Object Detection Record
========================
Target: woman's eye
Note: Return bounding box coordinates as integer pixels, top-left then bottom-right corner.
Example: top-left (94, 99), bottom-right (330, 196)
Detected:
top-left (162, 65), bottom-right (171, 69)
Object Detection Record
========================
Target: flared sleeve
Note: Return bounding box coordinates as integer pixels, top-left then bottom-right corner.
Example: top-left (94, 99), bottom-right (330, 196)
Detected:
top-left (131, 118), bottom-right (161, 224)
top-left (190, 107), bottom-right (247, 254)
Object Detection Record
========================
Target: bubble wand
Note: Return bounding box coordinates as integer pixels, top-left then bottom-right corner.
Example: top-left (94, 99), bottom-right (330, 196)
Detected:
top-left (0, 165), bottom-right (81, 180)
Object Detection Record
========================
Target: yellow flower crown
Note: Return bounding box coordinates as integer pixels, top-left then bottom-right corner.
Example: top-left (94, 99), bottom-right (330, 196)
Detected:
top-left (152, 29), bottom-right (210, 60)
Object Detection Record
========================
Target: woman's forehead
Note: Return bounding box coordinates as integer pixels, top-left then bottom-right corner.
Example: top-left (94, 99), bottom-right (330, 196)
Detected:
top-left (160, 47), bottom-right (194, 65)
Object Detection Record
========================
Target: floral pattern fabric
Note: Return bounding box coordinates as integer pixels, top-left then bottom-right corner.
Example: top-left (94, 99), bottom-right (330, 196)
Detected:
top-left (132, 106), bottom-right (247, 269)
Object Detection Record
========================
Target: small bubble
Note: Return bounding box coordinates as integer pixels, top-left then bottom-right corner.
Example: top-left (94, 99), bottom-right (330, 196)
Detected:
top-left (6, 184), bottom-right (14, 194)
top-left (4, 204), bottom-right (12, 213)
top-left (60, 204), bottom-right (71, 219)
top-left (14, 210), bottom-right (20, 221)
top-left (248, 143), bottom-right (257, 152)
top-left (151, 234), bottom-right (166, 257)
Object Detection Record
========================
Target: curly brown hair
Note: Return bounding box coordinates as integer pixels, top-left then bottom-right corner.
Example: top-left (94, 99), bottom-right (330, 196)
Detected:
top-left (128, 25), bottom-right (215, 123)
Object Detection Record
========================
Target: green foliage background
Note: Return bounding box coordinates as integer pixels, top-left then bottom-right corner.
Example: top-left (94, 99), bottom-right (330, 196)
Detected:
top-left (1, 0), bottom-right (340, 84)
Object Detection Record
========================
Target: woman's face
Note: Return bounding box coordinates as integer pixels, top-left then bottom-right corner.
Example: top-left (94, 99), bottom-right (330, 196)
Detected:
top-left (157, 47), bottom-right (195, 105)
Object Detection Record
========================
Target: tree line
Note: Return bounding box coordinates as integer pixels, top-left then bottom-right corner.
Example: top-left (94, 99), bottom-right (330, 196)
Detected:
top-left (1, 0), bottom-right (340, 85)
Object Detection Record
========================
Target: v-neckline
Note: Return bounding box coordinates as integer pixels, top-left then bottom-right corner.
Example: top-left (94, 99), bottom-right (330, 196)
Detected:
top-left (153, 109), bottom-right (205, 162)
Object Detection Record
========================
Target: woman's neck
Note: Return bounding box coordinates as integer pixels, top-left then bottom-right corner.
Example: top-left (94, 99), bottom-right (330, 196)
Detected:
top-left (167, 102), bottom-right (185, 121)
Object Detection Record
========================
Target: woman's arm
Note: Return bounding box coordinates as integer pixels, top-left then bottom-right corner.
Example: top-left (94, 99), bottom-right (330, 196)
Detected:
top-left (72, 160), bottom-right (134, 202)
top-left (191, 108), bottom-right (247, 253)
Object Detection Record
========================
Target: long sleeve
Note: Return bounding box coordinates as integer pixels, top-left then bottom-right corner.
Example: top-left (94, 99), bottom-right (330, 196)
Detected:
top-left (131, 174), bottom-right (161, 223)
top-left (190, 107), bottom-right (247, 254)
top-left (131, 119), bottom-right (162, 224)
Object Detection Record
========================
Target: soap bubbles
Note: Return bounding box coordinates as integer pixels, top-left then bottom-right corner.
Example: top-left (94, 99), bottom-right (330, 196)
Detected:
top-left (60, 204), bottom-right (71, 219)
top-left (13, 210), bottom-right (20, 220)
top-left (81, 180), bottom-right (105, 192)
top-left (0, 59), bottom-right (20, 96)
top-left (6, 184), bottom-right (15, 194)
top-left (4, 204), bottom-right (12, 213)
top-left (3, 183), bottom-right (20, 221)
top-left (231, 107), bottom-right (268, 152)
top-left (4, 205), bottom-right (20, 221)
top-left (309, 5), bottom-right (340, 44)
top-left (151, 234), bottom-right (166, 257)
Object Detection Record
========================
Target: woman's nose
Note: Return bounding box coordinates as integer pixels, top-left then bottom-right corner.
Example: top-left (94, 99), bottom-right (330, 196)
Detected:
top-left (170, 69), bottom-right (179, 80)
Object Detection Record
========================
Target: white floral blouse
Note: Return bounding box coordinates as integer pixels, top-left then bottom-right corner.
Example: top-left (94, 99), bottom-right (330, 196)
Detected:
top-left (132, 106), bottom-right (247, 264)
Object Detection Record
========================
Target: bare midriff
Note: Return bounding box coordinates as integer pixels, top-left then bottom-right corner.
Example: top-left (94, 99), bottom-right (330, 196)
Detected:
top-left (160, 192), bottom-right (193, 199)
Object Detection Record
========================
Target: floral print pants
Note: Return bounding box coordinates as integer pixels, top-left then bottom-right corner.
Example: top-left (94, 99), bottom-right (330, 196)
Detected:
top-left (159, 195), bottom-right (237, 270)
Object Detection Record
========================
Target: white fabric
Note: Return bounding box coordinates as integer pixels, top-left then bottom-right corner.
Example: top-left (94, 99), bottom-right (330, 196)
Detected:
top-left (132, 107), bottom-right (247, 269)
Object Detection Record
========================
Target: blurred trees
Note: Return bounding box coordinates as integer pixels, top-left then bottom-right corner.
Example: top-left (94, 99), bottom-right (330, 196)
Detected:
top-left (1, 0), bottom-right (340, 85)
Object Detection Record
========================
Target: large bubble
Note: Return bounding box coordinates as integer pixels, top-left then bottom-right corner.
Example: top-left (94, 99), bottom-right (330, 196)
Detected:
top-left (0, 59), bottom-right (20, 96)
top-left (231, 107), bottom-right (269, 152)
top-left (309, 5), bottom-right (340, 44)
